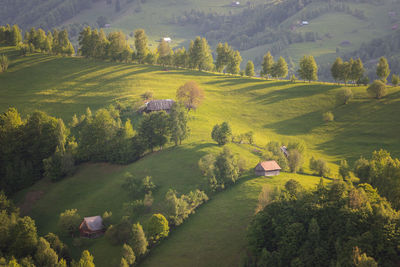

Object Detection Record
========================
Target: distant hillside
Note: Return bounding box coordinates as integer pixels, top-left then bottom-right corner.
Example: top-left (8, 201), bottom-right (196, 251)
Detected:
top-left (1, 0), bottom-right (400, 79)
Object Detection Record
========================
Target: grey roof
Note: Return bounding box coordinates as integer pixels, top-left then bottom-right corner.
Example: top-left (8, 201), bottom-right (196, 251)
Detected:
top-left (83, 216), bottom-right (103, 231)
top-left (146, 99), bottom-right (175, 111)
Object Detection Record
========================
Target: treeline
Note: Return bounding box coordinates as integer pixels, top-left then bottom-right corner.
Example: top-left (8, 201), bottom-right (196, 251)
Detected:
top-left (0, 102), bottom-right (190, 195)
top-left (0, 24), bottom-right (74, 56)
top-left (245, 179), bottom-right (400, 266)
top-left (0, 191), bottom-right (97, 266)
top-left (345, 30), bottom-right (400, 81)
top-left (354, 149), bottom-right (400, 210)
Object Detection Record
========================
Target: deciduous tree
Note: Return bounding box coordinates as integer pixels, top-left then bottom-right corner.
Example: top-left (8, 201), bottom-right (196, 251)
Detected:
top-left (176, 81), bottom-right (205, 110)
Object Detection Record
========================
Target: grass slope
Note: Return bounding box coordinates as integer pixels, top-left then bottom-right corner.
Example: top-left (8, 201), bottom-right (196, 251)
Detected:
top-left (1, 48), bottom-right (400, 266)
top-left (140, 174), bottom-right (327, 267)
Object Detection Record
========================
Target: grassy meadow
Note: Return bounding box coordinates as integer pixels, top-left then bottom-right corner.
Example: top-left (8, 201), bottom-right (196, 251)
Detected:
top-left (2, 47), bottom-right (400, 266)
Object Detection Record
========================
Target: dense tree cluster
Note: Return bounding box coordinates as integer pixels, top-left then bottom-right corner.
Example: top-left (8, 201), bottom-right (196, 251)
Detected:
top-left (246, 179), bottom-right (400, 266)
top-left (354, 150), bottom-right (400, 210)
top-left (0, 102), bottom-right (190, 195)
top-left (21, 27), bottom-right (75, 56)
top-left (0, 192), bottom-right (74, 266)
top-left (0, 108), bottom-right (73, 194)
top-left (215, 42), bottom-right (242, 74)
top-left (79, 27), bottom-right (130, 61)
top-left (331, 57), bottom-right (365, 84)
top-left (199, 147), bottom-right (246, 191)
top-left (0, 24), bottom-right (22, 46)
top-left (261, 52), bottom-right (288, 79)
top-left (165, 189), bottom-right (208, 226)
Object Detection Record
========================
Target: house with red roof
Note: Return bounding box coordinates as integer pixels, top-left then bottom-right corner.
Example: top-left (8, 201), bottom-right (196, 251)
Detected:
top-left (255, 161), bottom-right (281, 176)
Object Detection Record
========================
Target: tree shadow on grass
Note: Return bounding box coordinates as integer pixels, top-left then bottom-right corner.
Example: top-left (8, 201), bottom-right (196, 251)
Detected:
top-left (255, 84), bottom-right (340, 104)
top-left (264, 110), bottom-right (324, 135)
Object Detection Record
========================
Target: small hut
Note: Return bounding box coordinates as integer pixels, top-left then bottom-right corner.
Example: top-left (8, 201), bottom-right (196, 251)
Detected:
top-left (79, 216), bottom-right (104, 238)
top-left (255, 161), bottom-right (281, 176)
top-left (144, 99), bottom-right (175, 113)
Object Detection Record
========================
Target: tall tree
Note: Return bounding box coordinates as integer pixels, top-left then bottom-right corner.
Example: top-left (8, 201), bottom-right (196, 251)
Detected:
top-left (226, 50), bottom-right (242, 75)
top-left (169, 103), bottom-right (189, 146)
top-left (157, 40), bottom-right (172, 67)
top-left (271, 57), bottom-right (288, 78)
top-left (188, 37), bottom-right (214, 71)
top-left (10, 25), bottom-right (22, 46)
top-left (215, 42), bottom-right (232, 72)
top-left (350, 58), bottom-right (364, 85)
top-left (376, 57), bottom-right (390, 82)
top-left (172, 47), bottom-right (188, 68)
top-left (134, 29), bottom-right (149, 64)
top-left (331, 57), bottom-right (343, 83)
top-left (138, 111), bottom-right (170, 151)
top-left (262, 51), bottom-right (274, 79)
top-left (298, 55), bottom-right (318, 82)
top-left (245, 60), bottom-right (255, 77)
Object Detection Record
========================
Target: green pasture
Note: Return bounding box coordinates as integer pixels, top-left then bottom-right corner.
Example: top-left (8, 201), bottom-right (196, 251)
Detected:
top-left (1, 47), bottom-right (400, 266)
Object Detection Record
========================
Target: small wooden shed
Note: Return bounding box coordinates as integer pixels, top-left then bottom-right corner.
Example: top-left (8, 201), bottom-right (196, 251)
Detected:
top-left (255, 161), bottom-right (281, 176)
top-left (79, 216), bottom-right (104, 238)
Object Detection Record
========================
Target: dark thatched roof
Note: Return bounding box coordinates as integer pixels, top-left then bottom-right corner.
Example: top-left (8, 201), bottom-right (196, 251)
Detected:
top-left (146, 99), bottom-right (175, 111)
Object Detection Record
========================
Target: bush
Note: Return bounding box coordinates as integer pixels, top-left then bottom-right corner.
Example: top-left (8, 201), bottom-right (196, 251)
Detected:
top-left (309, 157), bottom-right (330, 177)
top-left (102, 211), bottom-right (112, 228)
top-left (367, 80), bottom-right (386, 99)
top-left (323, 111), bottom-right (334, 122)
top-left (130, 223), bottom-right (148, 257)
top-left (391, 74), bottom-right (399, 86)
top-left (146, 214), bottom-right (169, 243)
top-left (336, 88), bottom-right (353, 105)
top-left (105, 217), bottom-right (132, 245)
top-left (165, 189), bottom-right (208, 226)
top-left (58, 209), bottom-right (81, 237)
top-left (141, 91), bottom-right (153, 100)
top-left (0, 54), bottom-right (9, 72)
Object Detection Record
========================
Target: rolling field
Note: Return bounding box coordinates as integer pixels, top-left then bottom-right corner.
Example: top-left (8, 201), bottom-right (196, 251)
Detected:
top-left (2, 47), bottom-right (400, 266)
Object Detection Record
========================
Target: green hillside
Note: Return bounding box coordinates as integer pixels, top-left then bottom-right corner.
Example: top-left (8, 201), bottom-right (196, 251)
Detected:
top-left (2, 46), bottom-right (400, 266)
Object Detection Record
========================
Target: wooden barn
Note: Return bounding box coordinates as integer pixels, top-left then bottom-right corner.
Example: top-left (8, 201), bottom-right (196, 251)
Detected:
top-left (79, 216), bottom-right (104, 238)
top-left (255, 161), bottom-right (281, 176)
top-left (144, 99), bottom-right (175, 113)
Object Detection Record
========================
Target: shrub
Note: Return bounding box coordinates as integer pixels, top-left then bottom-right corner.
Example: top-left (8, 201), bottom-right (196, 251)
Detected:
top-left (0, 54), bottom-right (9, 72)
top-left (339, 160), bottom-right (351, 180)
top-left (146, 214), bottom-right (169, 243)
top-left (122, 243), bottom-right (135, 266)
top-left (367, 80), bottom-right (386, 99)
top-left (140, 91), bottom-right (153, 100)
top-left (323, 111), bottom-right (334, 122)
top-left (336, 88), bottom-right (353, 105)
top-left (392, 74), bottom-right (399, 86)
top-left (58, 209), bottom-right (81, 237)
top-left (130, 223), bottom-right (148, 257)
top-left (102, 211), bottom-right (112, 228)
top-left (310, 157), bottom-right (330, 177)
